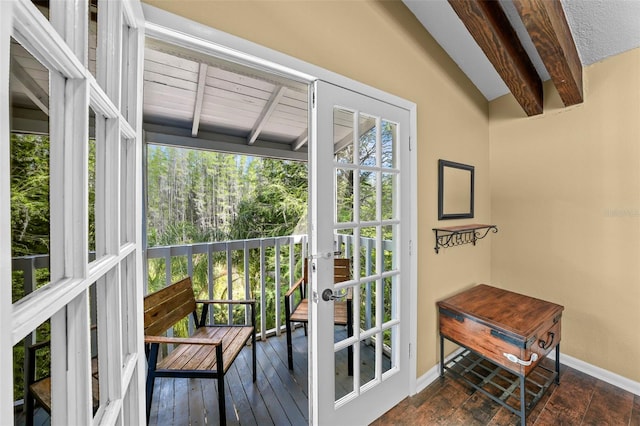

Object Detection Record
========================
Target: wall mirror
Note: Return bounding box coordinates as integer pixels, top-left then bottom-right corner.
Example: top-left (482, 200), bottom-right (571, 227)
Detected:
top-left (438, 159), bottom-right (474, 220)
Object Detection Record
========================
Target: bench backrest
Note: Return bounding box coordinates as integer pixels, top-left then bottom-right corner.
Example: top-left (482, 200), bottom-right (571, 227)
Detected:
top-left (144, 277), bottom-right (197, 336)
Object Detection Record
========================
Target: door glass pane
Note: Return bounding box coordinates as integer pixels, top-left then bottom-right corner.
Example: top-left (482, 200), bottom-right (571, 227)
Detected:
top-left (359, 280), bottom-right (376, 333)
top-left (336, 168), bottom-right (354, 223)
top-left (335, 345), bottom-right (354, 401)
top-left (360, 339), bottom-right (376, 388)
top-left (359, 226), bottom-right (378, 278)
top-left (10, 37), bottom-right (51, 304)
top-left (334, 108), bottom-right (354, 164)
top-left (89, 0), bottom-right (98, 77)
top-left (359, 170), bottom-right (377, 222)
top-left (382, 325), bottom-right (396, 375)
top-left (89, 107), bottom-right (99, 263)
top-left (89, 282), bottom-right (102, 416)
top-left (381, 120), bottom-right (396, 169)
top-left (382, 225), bottom-right (394, 273)
top-left (381, 172), bottom-right (395, 221)
top-left (358, 114), bottom-right (377, 167)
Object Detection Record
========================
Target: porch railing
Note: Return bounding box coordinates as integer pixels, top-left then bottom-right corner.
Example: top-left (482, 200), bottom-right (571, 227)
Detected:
top-left (11, 233), bottom-right (386, 342)
top-left (11, 233), bottom-right (387, 403)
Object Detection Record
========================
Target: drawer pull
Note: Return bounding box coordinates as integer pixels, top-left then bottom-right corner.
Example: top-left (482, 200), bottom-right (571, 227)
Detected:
top-left (538, 332), bottom-right (555, 350)
top-left (503, 352), bottom-right (538, 366)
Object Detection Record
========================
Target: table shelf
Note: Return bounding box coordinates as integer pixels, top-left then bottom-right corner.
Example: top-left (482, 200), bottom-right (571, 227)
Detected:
top-left (432, 224), bottom-right (497, 253)
top-left (442, 346), bottom-right (558, 424)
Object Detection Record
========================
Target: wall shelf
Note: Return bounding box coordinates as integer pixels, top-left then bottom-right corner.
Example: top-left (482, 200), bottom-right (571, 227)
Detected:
top-left (432, 224), bottom-right (498, 253)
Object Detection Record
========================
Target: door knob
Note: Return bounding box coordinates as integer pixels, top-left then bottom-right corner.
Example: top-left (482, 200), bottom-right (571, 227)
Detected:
top-left (322, 289), bottom-right (337, 301)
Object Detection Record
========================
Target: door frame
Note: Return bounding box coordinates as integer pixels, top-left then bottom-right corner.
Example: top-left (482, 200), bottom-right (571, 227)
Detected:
top-left (143, 0), bottom-right (418, 413)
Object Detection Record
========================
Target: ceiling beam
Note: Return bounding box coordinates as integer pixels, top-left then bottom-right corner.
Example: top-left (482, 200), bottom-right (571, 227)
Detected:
top-left (10, 57), bottom-right (49, 115)
top-left (248, 85), bottom-right (286, 145)
top-left (145, 123), bottom-right (307, 162)
top-left (191, 63), bottom-right (208, 137)
top-left (292, 130), bottom-right (308, 151)
top-left (448, 0), bottom-right (542, 116)
top-left (512, 0), bottom-right (583, 106)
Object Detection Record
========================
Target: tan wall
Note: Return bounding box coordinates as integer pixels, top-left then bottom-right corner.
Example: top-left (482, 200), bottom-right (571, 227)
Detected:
top-left (143, 0), bottom-right (492, 377)
top-left (490, 48), bottom-right (640, 382)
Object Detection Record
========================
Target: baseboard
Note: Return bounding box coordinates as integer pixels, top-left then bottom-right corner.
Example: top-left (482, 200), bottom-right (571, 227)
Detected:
top-left (416, 348), bottom-right (640, 397)
top-left (549, 349), bottom-right (640, 396)
top-left (416, 347), bottom-right (464, 393)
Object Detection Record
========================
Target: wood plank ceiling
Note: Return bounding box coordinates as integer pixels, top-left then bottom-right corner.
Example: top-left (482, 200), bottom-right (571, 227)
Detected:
top-left (448, 0), bottom-right (583, 116)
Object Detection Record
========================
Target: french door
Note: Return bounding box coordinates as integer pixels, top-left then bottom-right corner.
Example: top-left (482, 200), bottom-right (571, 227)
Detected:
top-left (1, 1), bottom-right (146, 424)
top-left (310, 80), bottom-right (411, 424)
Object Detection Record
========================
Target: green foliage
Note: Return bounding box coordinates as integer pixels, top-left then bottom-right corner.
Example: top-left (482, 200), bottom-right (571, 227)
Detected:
top-left (10, 134), bottom-right (50, 257)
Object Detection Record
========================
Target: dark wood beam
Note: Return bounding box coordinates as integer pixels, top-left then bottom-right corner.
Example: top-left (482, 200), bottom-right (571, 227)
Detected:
top-left (448, 0), bottom-right (543, 116)
top-left (512, 0), bottom-right (583, 106)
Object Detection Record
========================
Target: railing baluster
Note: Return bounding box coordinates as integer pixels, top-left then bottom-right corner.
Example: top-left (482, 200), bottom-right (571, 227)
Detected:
top-left (275, 238), bottom-right (281, 336)
top-left (226, 245), bottom-right (233, 325)
top-left (208, 243), bottom-right (214, 324)
top-left (259, 240), bottom-right (267, 341)
top-left (244, 241), bottom-right (250, 327)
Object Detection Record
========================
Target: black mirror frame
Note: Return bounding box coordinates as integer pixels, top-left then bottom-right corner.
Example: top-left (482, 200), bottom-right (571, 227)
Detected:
top-left (438, 159), bottom-right (474, 220)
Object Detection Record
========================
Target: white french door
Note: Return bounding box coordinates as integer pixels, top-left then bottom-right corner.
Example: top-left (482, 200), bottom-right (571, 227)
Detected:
top-left (1, 1), bottom-right (146, 424)
top-left (310, 80), bottom-right (411, 425)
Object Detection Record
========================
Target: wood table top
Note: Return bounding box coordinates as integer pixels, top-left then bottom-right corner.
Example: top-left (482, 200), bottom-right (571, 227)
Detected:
top-left (437, 284), bottom-right (564, 339)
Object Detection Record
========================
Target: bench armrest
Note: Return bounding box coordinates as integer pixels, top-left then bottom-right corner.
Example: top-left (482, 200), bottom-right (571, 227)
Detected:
top-left (144, 335), bottom-right (221, 346)
top-left (284, 277), bottom-right (305, 298)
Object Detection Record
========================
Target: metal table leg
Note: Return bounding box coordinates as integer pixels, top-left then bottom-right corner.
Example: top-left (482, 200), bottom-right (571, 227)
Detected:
top-left (519, 374), bottom-right (526, 426)
top-left (440, 334), bottom-right (445, 378)
top-left (555, 343), bottom-right (561, 385)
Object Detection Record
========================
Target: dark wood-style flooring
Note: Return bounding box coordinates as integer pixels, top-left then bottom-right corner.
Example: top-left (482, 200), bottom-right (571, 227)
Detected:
top-left (374, 358), bottom-right (640, 426)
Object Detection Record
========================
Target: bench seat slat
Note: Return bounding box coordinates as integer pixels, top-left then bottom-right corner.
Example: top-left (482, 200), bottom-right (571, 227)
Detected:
top-left (156, 326), bottom-right (253, 373)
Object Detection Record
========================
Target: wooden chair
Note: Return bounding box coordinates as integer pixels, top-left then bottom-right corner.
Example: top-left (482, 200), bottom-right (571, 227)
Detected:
top-left (284, 258), bottom-right (353, 374)
top-left (24, 338), bottom-right (100, 426)
top-left (144, 277), bottom-right (256, 426)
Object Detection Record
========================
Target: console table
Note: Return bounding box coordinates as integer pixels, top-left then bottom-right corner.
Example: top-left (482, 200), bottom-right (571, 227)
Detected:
top-left (437, 284), bottom-right (563, 426)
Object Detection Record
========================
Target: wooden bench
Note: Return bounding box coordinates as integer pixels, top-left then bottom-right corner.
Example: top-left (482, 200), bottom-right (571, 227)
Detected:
top-left (144, 277), bottom-right (256, 426)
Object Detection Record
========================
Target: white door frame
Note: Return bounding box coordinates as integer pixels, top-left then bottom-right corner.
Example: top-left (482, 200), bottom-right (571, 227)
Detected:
top-left (0, 2), bottom-right (14, 421)
top-left (141, 0), bottom-right (418, 384)
top-left (143, 2), bottom-right (418, 419)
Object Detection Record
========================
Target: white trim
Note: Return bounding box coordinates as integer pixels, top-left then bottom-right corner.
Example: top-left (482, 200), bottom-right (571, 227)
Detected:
top-left (0, 2), bottom-right (14, 421)
top-left (550, 349), bottom-right (640, 396)
top-left (12, 0), bottom-right (85, 79)
top-left (416, 348), bottom-right (640, 397)
top-left (416, 347), bottom-right (465, 393)
top-left (141, 4), bottom-right (415, 113)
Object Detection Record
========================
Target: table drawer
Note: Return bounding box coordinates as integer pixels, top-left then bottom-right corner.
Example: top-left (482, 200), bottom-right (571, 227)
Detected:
top-left (439, 307), bottom-right (561, 376)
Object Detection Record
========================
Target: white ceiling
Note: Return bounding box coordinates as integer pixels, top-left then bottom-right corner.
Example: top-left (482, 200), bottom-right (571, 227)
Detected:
top-left (403, 0), bottom-right (640, 101)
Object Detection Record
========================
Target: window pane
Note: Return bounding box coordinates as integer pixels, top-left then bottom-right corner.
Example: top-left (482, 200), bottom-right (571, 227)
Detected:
top-left (381, 120), bottom-right (396, 169)
top-left (10, 37), bottom-right (51, 303)
top-left (334, 108), bottom-right (354, 164)
top-left (359, 170), bottom-right (377, 222)
top-left (358, 113), bottom-right (377, 167)
top-left (336, 168), bottom-right (354, 224)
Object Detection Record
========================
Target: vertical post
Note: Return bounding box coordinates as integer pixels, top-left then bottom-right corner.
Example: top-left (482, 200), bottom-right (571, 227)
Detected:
top-left (259, 239), bottom-right (267, 340)
top-left (208, 244), bottom-right (214, 324)
top-left (555, 343), bottom-right (560, 385)
top-left (520, 374), bottom-right (526, 426)
top-left (274, 239), bottom-right (281, 335)
top-left (227, 245), bottom-right (233, 324)
top-left (439, 335), bottom-right (445, 378)
top-left (0, 3), bottom-right (14, 421)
